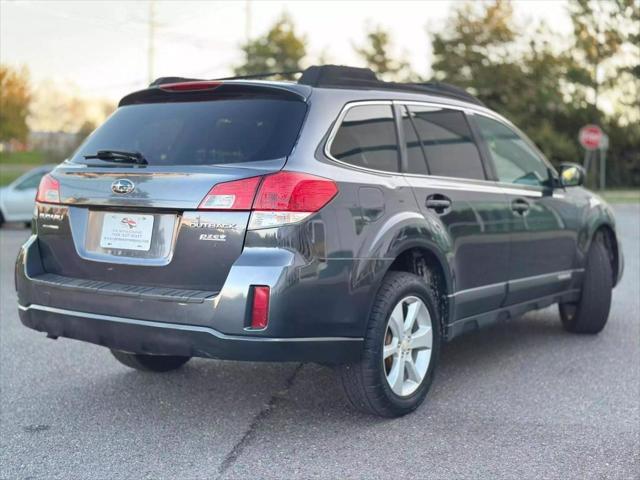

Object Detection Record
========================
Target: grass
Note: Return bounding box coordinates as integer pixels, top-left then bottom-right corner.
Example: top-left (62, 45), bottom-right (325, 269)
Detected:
top-left (0, 150), bottom-right (46, 165)
top-left (0, 164), bottom-right (34, 186)
top-left (0, 151), bottom-right (52, 186)
top-left (600, 189), bottom-right (640, 204)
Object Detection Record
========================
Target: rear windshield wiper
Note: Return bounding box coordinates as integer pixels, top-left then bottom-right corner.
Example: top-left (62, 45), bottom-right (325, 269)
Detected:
top-left (83, 150), bottom-right (148, 165)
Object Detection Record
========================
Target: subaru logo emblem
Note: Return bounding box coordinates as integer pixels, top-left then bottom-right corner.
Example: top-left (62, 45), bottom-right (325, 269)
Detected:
top-left (111, 179), bottom-right (135, 195)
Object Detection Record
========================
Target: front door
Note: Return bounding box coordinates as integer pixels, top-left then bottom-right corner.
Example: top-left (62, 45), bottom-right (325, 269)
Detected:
top-left (471, 113), bottom-right (580, 305)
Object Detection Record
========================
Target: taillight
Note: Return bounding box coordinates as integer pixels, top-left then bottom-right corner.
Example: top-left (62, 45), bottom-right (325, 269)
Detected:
top-left (198, 176), bottom-right (261, 210)
top-left (36, 174), bottom-right (60, 204)
top-left (249, 172), bottom-right (338, 229)
top-left (159, 81), bottom-right (222, 92)
top-left (250, 286), bottom-right (270, 329)
top-left (197, 171), bottom-right (338, 229)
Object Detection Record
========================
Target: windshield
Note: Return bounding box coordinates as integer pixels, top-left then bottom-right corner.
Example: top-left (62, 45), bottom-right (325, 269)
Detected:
top-left (71, 98), bottom-right (307, 166)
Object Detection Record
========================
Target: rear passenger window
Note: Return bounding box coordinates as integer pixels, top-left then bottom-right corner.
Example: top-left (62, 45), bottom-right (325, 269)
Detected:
top-left (408, 106), bottom-right (485, 180)
top-left (401, 107), bottom-right (429, 174)
top-left (329, 105), bottom-right (400, 173)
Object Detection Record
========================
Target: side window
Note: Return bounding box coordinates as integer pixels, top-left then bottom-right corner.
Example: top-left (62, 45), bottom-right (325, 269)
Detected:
top-left (474, 115), bottom-right (550, 187)
top-left (401, 106), bottom-right (429, 174)
top-left (408, 106), bottom-right (486, 180)
top-left (15, 171), bottom-right (46, 190)
top-left (329, 104), bottom-right (400, 173)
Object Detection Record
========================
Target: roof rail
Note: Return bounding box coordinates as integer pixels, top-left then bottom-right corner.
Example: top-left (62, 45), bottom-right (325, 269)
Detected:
top-left (298, 65), bottom-right (484, 106)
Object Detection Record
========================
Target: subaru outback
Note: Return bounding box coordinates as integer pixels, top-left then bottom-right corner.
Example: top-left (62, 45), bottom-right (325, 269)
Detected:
top-left (16, 65), bottom-right (623, 417)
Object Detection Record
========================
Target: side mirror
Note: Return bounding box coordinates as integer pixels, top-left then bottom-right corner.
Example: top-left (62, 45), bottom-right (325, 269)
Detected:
top-left (558, 163), bottom-right (585, 187)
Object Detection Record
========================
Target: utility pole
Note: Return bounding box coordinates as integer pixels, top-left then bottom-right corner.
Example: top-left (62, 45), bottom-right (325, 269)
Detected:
top-left (245, 0), bottom-right (252, 44)
top-left (147, 0), bottom-right (156, 84)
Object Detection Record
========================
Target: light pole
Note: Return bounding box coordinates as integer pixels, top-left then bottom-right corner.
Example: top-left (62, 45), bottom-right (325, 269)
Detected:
top-left (147, 0), bottom-right (156, 84)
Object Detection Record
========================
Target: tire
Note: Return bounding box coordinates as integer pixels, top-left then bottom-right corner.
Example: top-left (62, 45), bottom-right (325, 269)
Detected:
top-left (559, 239), bottom-right (612, 334)
top-left (110, 349), bottom-right (191, 372)
top-left (337, 271), bottom-right (441, 417)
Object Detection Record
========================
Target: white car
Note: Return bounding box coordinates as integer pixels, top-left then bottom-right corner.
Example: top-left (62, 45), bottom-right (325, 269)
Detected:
top-left (0, 165), bottom-right (55, 226)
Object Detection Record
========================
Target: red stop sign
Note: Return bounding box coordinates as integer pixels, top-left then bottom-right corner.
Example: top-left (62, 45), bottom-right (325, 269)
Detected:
top-left (579, 124), bottom-right (603, 150)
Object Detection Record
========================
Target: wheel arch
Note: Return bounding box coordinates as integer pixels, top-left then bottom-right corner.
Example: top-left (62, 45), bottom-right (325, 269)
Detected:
top-left (383, 244), bottom-right (453, 340)
top-left (589, 223), bottom-right (620, 287)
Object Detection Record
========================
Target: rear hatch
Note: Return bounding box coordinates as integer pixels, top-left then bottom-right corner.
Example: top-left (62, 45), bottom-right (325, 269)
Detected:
top-left (35, 83), bottom-right (308, 293)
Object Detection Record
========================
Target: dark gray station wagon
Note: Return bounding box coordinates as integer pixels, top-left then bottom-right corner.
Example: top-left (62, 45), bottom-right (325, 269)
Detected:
top-left (16, 65), bottom-right (623, 417)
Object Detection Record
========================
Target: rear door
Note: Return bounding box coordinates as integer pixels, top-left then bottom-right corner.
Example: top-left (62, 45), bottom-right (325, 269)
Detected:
top-left (36, 86), bottom-right (308, 293)
top-left (470, 113), bottom-right (580, 305)
top-left (399, 103), bottom-right (513, 320)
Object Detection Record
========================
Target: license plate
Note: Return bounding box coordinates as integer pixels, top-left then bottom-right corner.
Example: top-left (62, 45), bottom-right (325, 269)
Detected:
top-left (100, 213), bottom-right (154, 251)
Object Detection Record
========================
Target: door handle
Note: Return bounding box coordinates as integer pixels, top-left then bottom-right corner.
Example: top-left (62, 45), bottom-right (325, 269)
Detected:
top-left (511, 198), bottom-right (530, 215)
top-left (426, 194), bottom-right (452, 214)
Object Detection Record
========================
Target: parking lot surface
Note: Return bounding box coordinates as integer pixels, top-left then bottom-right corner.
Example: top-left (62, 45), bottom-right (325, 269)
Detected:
top-left (1, 204), bottom-right (638, 479)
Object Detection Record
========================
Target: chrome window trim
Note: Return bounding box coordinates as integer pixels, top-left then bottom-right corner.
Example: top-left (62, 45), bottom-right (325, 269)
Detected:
top-left (402, 172), bottom-right (543, 198)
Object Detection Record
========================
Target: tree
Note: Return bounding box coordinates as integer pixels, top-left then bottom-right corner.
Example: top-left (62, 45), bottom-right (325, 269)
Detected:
top-left (354, 25), bottom-right (414, 81)
top-left (234, 14), bottom-right (306, 77)
top-left (430, 0), bottom-right (639, 186)
top-left (431, 0), bottom-right (518, 108)
top-left (0, 65), bottom-right (31, 143)
top-left (28, 82), bottom-right (114, 134)
top-left (568, 0), bottom-right (636, 115)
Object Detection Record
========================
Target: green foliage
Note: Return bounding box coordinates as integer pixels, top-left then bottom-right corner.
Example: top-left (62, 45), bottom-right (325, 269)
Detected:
top-left (0, 65), bottom-right (31, 143)
top-left (354, 25), bottom-right (413, 81)
top-left (431, 0), bottom-right (640, 187)
top-left (234, 14), bottom-right (306, 78)
top-left (0, 150), bottom-right (45, 165)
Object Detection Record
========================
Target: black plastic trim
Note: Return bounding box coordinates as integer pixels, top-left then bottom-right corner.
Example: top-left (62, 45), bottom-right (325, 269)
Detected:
top-left (18, 305), bottom-right (363, 363)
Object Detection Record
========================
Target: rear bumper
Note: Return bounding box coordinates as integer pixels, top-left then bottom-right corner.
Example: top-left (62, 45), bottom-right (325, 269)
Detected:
top-left (18, 304), bottom-right (361, 362)
top-left (15, 235), bottom-right (365, 363)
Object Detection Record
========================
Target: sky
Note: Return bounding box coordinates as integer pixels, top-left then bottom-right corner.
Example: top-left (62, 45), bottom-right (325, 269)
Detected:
top-left (1, 0), bottom-right (573, 103)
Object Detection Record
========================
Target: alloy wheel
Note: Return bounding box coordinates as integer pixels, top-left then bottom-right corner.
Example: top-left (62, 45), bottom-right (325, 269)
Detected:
top-left (383, 295), bottom-right (433, 397)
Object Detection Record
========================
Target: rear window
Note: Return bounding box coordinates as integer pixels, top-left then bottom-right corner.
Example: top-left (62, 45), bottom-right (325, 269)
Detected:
top-left (329, 104), bottom-right (400, 173)
top-left (71, 99), bottom-right (307, 166)
top-left (407, 105), bottom-right (485, 180)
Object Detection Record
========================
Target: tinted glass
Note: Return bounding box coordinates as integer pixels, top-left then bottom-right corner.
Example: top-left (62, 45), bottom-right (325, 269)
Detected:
top-left (71, 99), bottom-right (307, 166)
top-left (401, 107), bottom-right (429, 174)
top-left (409, 106), bottom-right (485, 180)
top-left (474, 115), bottom-right (549, 187)
top-left (15, 171), bottom-right (47, 190)
top-left (330, 105), bottom-right (399, 172)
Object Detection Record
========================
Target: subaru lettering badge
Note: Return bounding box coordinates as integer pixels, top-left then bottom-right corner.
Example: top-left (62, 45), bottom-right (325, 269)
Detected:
top-left (111, 179), bottom-right (135, 195)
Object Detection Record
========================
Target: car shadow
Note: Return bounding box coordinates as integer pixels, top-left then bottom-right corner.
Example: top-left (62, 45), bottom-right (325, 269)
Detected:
top-left (37, 306), bottom-right (596, 432)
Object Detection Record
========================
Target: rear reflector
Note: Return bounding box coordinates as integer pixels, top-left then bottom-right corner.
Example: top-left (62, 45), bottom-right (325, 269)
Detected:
top-left (198, 176), bottom-right (261, 210)
top-left (251, 286), bottom-right (270, 329)
top-left (159, 81), bottom-right (222, 92)
top-left (36, 174), bottom-right (60, 204)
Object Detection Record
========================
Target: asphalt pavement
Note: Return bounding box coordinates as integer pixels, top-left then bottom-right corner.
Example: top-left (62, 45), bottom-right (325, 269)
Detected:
top-left (1, 204), bottom-right (638, 479)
